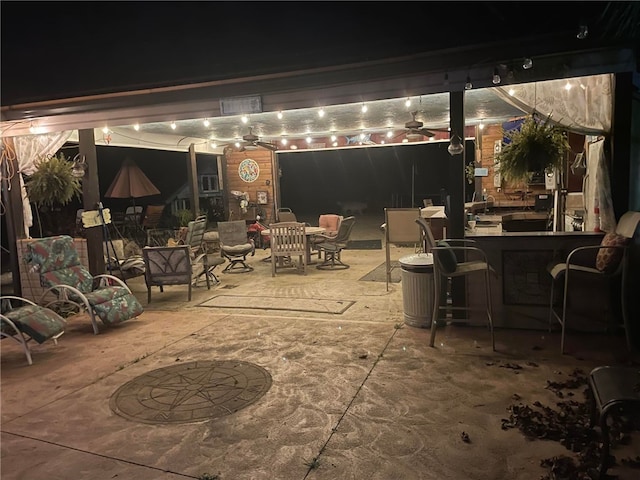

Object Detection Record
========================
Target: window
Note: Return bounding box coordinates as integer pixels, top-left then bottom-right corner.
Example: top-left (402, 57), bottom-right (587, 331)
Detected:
top-left (200, 174), bottom-right (219, 193)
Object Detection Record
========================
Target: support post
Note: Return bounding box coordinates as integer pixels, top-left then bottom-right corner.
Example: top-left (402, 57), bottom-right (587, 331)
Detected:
top-left (187, 144), bottom-right (199, 218)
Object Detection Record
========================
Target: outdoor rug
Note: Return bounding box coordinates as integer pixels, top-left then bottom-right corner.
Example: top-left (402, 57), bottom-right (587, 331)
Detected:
top-left (359, 261), bottom-right (401, 283)
top-left (346, 239), bottom-right (382, 250)
top-left (199, 295), bottom-right (355, 314)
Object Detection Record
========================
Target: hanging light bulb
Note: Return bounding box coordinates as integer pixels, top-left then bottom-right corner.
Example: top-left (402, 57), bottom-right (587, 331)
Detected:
top-left (522, 57), bottom-right (533, 70)
top-left (210, 141), bottom-right (217, 148)
top-left (564, 80), bottom-right (572, 91)
top-left (170, 122), bottom-right (177, 130)
top-left (133, 123), bottom-right (140, 131)
top-left (277, 111), bottom-right (283, 119)
top-left (330, 134), bottom-right (337, 142)
top-left (576, 24), bottom-right (588, 40)
top-left (492, 68), bottom-right (501, 85)
top-left (479, 120), bottom-right (485, 131)
top-left (203, 119), bottom-right (210, 127)
top-left (448, 135), bottom-right (464, 156)
top-left (465, 76), bottom-right (473, 90)
top-left (361, 104), bottom-right (368, 113)
top-left (318, 108), bottom-right (325, 118)
top-left (280, 137), bottom-right (288, 145)
top-left (405, 98), bottom-right (411, 107)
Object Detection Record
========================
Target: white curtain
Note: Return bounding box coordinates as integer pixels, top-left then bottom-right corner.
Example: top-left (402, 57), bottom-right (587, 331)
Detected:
top-left (584, 138), bottom-right (616, 233)
top-left (494, 74), bottom-right (613, 135)
top-left (12, 131), bottom-right (73, 237)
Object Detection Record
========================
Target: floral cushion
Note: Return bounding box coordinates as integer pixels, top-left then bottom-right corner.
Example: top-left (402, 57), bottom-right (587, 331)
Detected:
top-left (595, 233), bottom-right (629, 273)
top-left (90, 290), bottom-right (144, 325)
top-left (24, 235), bottom-right (80, 273)
top-left (2, 304), bottom-right (65, 344)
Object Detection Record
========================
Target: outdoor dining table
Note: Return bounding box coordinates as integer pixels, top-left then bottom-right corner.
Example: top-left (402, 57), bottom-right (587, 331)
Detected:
top-left (260, 225), bottom-right (325, 264)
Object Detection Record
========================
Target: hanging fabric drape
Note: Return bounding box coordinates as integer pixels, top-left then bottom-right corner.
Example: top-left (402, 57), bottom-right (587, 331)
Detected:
top-left (11, 131), bottom-right (73, 237)
top-left (494, 74), bottom-right (613, 135)
top-left (584, 138), bottom-right (615, 233)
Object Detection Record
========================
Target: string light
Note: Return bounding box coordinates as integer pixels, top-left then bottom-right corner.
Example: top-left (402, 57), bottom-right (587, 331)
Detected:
top-left (306, 136), bottom-right (312, 144)
top-left (564, 80), bottom-right (572, 91)
top-left (170, 122), bottom-right (177, 130)
top-left (133, 124), bottom-right (140, 131)
top-left (318, 108), bottom-right (325, 118)
top-left (465, 76), bottom-right (473, 90)
top-left (241, 116), bottom-right (248, 123)
top-left (203, 119), bottom-right (210, 127)
top-left (522, 57), bottom-right (533, 70)
top-left (361, 104), bottom-right (368, 113)
top-left (277, 111), bottom-right (283, 119)
top-left (405, 98), bottom-right (411, 107)
top-left (492, 68), bottom-right (501, 85)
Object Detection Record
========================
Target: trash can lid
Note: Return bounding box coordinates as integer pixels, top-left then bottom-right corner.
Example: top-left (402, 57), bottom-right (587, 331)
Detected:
top-left (399, 253), bottom-right (433, 268)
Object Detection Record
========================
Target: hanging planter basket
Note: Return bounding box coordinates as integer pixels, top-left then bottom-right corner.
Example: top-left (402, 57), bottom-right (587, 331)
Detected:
top-left (496, 114), bottom-right (571, 183)
top-left (25, 153), bottom-right (82, 208)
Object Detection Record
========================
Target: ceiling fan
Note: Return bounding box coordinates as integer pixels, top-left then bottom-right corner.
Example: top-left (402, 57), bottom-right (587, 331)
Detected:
top-left (237, 127), bottom-right (278, 151)
top-left (404, 111), bottom-right (436, 140)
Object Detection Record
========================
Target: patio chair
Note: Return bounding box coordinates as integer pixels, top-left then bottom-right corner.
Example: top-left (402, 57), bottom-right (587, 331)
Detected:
top-left (269, 222), bottom-right (307, 276)
top-left (315, 216), bottom-right (356, 270)
top-left (310, 214), bottom-right (342, 258)
top-left (142, 245), bottom-right (194, 302)
top-left (430, 233), bottom-right (495, 351)
top-left (383, 208), bottom-right (422, 291)
top-left (183, 215), bottom-right (224, 286)
top-left (1, 295), bottom-right (66, 365)
top-left (218, 220), bottom-right (255, 273)
top-left (276, 207), bottom-right (298, 222)
top-left (548, 210), bottom-right (640, 354)
top-left (24, 235), bottom-right (144, 335)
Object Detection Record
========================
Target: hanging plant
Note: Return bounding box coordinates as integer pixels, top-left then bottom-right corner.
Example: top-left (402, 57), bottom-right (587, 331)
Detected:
top-left (25, 152), bottom-right (82, 207)
top-left (496, 114), bottom-right (570, 183)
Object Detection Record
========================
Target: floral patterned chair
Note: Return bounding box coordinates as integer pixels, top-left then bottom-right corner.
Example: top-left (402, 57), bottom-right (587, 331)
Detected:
top-left (1, 295), bottom-right (66, 365)
top-left (24, 235), bottom-right (144, 335)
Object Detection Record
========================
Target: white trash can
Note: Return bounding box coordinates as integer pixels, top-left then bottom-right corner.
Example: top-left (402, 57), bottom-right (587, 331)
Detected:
top-left (399, 253), bottom-right (434, 328)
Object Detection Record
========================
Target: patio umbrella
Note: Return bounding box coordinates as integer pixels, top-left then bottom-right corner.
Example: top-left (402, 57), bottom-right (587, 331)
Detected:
top-left (105, 158), bottom-right (160, 202)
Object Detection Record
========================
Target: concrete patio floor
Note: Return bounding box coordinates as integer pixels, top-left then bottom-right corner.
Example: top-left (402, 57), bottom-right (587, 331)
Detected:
top-left (2, 244), bottom-right (639, 480)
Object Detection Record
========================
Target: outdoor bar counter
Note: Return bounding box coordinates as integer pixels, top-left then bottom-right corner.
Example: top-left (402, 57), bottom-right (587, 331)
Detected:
top-left (464, 230), bottom-right (605, 330)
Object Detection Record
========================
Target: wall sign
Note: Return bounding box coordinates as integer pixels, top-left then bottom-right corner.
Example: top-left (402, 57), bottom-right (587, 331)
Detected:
top-left (238, 158), bottom-right (260, 183)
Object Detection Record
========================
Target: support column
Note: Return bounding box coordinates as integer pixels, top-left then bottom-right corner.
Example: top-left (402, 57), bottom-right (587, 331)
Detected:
top-left (1, 138), bottom-right (24, 295)
top-left (78, 129), bottom-right (104, 275)
top-left (187, 144), bottom-right (199, 217)
top-left (449, 90), bottom-right (467, 318)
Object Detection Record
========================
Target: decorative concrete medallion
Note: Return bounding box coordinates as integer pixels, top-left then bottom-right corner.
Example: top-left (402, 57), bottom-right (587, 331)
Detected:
top-left (110, 360), bottom-right (272, 424)
top-left (238, 158), bottom-right (259, 182)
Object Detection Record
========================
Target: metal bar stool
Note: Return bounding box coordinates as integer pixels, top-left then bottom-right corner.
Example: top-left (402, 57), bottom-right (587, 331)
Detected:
top-left (588, 366), bottom-right (640, 479)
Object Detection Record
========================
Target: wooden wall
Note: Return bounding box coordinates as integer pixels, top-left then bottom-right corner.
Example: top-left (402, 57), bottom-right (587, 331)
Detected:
top-left (223, 149), bottom-right (275, 222)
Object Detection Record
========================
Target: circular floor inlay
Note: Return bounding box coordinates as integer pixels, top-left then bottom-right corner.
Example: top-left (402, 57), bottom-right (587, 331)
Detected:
top-left (109, 360), bottom-right (272, 424)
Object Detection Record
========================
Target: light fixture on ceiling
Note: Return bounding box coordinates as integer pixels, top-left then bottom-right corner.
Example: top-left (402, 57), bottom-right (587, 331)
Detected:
top-left (386, 130), bottom-right (393, 138)
top-left (576, 24), bottom-right (588, 40)
top-left (280, 137), bottom-right (288, 145)
top-left (102, 126), bottom-right (110, 134)
top-left (447, 135), bottom-right (464, 156)
top-left (203, 119), bottom-right (210, 127)
top-left (170, 122), bottom-right (177, 130)
top-left (71, 154), bottom-right (87, 178)
top-left (241, 116), bottom-right (248, 124)
top-left (318, 108), bottom-right (325, 118)
top-left (405, 98), bottom-right (411, 107)
top-left (133, 123), bottom-right (140, 131)
top-left (522, 57), bottom-right (533, 70)
top-left (478, 120), bottom-right (485, 131)
top-left (564, 80), bottom-right (572, 91)
top-left (361, 104), bottom-right (368, 113)
top-left (465, 76), bottom-right (473, 90)
top-left (306, 136), bottom-right (312, 144)
top-left (277, 111), bottom-right (283, 119)
top-left (330, 134), bottom-right (337, 142)
top-left (492, 68), bottom-right (501, 85)
top-left (210, 141), bottom-right (217, 148)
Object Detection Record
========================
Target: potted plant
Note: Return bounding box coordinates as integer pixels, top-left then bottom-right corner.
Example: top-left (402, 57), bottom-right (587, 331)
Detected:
top-left (496, 114), bottom-right (571, 183)
top-left (25, 152), bottom-right (82, 236)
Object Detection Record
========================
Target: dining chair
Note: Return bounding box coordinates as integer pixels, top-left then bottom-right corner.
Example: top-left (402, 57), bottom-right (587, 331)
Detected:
top-left (429, 230), bottom-right (495, 351)
top-left (269, 222), bottom-right (307, 276)
top-left (383, 208), bottom-right (422, 291)
top-left (315, 216), bottom-right (356, 270)
top-left (548, 210), bottom-right (640, 354)
top-left (276, 207), bottom-right (298, 222)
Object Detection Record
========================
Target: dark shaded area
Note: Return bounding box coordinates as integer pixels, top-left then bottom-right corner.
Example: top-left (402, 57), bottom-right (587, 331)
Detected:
top-left (278, 141), bottom-right (475, 217)
top-left (1, 1), bottom-right (627, 104)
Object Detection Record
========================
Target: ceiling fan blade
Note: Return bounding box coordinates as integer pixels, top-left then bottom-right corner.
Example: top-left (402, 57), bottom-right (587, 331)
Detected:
top-left (256, 141), bottom-right (278, 151)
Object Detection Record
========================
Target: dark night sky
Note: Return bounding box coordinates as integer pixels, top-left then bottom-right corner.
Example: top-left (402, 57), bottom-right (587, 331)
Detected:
top-left (0, 1), bottom-right (611, 104)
